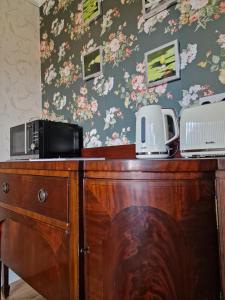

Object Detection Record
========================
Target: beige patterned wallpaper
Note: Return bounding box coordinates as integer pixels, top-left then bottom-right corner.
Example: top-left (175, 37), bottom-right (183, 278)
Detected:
top-left (0, 0), bottom-right (41, 161)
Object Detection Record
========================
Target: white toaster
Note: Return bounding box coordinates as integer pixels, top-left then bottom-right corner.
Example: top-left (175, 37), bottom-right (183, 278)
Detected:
top-left (180, 101), bottom-right (225, 158)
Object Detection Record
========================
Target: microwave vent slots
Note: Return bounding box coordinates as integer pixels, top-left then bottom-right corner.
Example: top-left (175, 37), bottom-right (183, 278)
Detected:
top-left (183, 120), bottom-right (225, 149)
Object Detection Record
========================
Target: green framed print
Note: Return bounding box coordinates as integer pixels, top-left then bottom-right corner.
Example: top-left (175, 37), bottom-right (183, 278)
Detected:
top-left (82, 46), bottom-right (103, 81)
top-left (145, 40), bottom-right (180, 87)
top-left (82, 0), bottom-right (101, 25)
top-left (142, 0), bottom-right (177, 19)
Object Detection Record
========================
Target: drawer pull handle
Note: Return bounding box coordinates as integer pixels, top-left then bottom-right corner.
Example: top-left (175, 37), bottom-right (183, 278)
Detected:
top-left (1, 183), bottom-right (9, 194)
top-left (38, 189), bottom-right (48, 203)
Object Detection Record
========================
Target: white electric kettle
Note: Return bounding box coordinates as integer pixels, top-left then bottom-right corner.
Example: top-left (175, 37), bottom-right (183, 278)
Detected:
top-left (136, 105), bottom-right (179, 159)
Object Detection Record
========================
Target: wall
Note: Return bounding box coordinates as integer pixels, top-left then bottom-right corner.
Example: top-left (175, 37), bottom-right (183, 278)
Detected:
top-left (40, 0), bottom-right (225, 147)
top-left (0, 0), bottom-right (41, 282)
top-left (0, 0), bottom-right (41, 161)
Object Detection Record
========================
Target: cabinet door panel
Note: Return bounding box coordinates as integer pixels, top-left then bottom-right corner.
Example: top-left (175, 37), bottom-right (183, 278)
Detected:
top-left (0, 218), bottom-right (69, 300)
top-left (84, 179), bottom-right (219, 300)
top-left (217, 178), bottom-right (225, 296)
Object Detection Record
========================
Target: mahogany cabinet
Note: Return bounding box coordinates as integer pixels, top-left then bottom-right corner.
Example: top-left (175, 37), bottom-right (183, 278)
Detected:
top-left (83, 159), bottom-right (220, 300)
top-left (0, 159), bottom-right (221, 300)
top-left (0, 161), bottom-right (82, 300)
top-left (216, 159), bottom-right (225, 298)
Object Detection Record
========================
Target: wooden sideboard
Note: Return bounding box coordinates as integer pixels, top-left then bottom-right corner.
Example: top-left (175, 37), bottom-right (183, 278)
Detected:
top-left (0, 159), bottom-right (221, 299)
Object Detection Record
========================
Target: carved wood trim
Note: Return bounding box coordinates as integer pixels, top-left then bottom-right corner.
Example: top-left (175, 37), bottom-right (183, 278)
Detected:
top-left (0, 202), bottom-right (68, 230)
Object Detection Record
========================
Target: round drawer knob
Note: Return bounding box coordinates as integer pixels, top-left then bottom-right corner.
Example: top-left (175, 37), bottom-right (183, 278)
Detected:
top-left (38, 188), bottom-right (48, 203)
top-left (1, 182), bottom-right (9, 194)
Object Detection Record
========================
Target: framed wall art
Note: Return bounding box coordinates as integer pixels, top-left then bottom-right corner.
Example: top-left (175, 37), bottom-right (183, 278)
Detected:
top-left (82, 0), bottom-right (101, 25)
top-left (144, 40), bottom-right (180, 87)
top-left (82, 46), bottom-right (103, 81)
top-left (142, 0), bottom-right (177, 19)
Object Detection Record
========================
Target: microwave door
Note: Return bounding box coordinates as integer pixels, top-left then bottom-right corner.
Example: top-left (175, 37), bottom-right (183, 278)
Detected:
top-left (10, 124), bottom-right (26, 158)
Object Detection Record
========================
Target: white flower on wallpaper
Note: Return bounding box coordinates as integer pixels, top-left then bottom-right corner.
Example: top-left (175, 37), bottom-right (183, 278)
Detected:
top-left (218, 33), bottom-right (225, 48)
top-left (42, 100), bottom-right (65, 121)
top-left (43, 0), bottom-right (55, 16)
top-left (58, 42), bottom-right (70, 62)
top-left (179, 84), bottom-right (214, 108)
top-left (44, 64), bottom-right (57, 85)
top-left (57, 0), bottom-right (73, 11)
top-left (101, 8), bottom-right (120, 36)
top-left (105, 127), bottom-right (130, 146)
top-left (92, 75), bottom-right (114, 96)
top-left (52, 92), bottom-right (67, 110)
top-left (103, 23), bottom-right (139, 67)
top-left (57, 60), bottom-right (81, 87)
top-left (51, 18), bottom-right (65, 37)
top-left (164, 0), bottom-right (225, 34)
top-left (189, 0), bottom-right (209, 10)
top-left (68, 87), bottom-right (99, 123)
top-left (84, 129), bottom-right (103, 148)
top-left (180, 43), bottom-right (198, 70)
top-left (137, 10), bottom-right (169, 35)
top-left (198, 31), bottom-right (225, 84)
top-left (104, 107), bottom-right (123, 130)
top-left (81, 39), bottom-right (98, 56)
top-left (66, 2), bottom-right (90, 41)
top-left (121, 0), bottom-right (135, 4)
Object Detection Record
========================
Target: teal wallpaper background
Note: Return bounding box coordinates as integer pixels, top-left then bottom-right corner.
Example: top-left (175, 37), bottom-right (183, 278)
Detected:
top-left (40, 0), bottom-right (225, 147)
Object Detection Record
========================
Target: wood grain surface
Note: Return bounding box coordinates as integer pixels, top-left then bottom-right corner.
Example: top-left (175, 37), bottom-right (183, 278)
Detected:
top-left (0, 161), bottom-right (81, 300)
top-left (82, 144), bottom-right (136, 159)
top-left (83, 160), bottom-right (220, 300)
top-left (0, 174), bottom-right (69, 222)
top-left (216, 160), bottom-right (225, 299)
top-left (0, 159), bottom-right (221, 300)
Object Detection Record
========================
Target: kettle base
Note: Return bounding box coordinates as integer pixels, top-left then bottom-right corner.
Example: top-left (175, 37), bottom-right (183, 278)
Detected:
top-left (136, 152), bottom-right (169, 159)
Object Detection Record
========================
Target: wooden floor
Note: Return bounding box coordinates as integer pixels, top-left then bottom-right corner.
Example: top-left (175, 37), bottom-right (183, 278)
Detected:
top-left (2, 280), bottom-right (45, 300)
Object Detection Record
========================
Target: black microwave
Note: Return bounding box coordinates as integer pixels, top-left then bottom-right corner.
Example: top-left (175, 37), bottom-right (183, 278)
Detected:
top-left (10, 120), bottom-right (83, 160)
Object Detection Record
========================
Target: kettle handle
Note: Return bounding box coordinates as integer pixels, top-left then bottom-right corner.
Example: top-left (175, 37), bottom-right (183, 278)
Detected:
top-left (162, 109), bottom-right (179, 145)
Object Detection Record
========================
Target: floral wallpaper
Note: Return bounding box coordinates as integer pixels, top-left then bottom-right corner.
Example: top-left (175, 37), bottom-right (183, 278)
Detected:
top-left (40, 0), bottom-right (225, 148)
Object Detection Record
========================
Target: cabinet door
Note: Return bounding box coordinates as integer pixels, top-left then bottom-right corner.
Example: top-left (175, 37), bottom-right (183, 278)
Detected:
top-left (84, 178), bottom-right (220, 300)
top-left (0, 215), bottom-right (70, 300)
top-left (217, 177), bottom-right (225, 297)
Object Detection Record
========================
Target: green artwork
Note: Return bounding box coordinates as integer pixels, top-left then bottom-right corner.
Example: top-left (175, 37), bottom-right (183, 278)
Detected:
top-left (83, 0), bottom-right (101, 24)
top-left (145, 40), bottom-right (180, 87)
top-left (82, 47), bottom-right (102, 80)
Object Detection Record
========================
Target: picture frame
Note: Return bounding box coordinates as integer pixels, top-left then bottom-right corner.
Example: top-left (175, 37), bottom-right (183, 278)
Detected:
top-left (142, 0), bottom-right (177, 19)
top-left (144, 40), bottom-right (180, 87)
top-left (82, 0), bottom-right (101, 25)
top-left (82, 46), bottom-right (103, 81)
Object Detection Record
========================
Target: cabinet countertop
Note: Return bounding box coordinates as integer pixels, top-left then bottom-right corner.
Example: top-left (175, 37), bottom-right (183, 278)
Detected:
top-left (0, 158), bottom-right (218, 172)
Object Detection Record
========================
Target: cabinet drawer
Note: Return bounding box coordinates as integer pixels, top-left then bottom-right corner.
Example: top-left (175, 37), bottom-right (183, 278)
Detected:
top-left (0, 174), bottom-right (68, 222)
